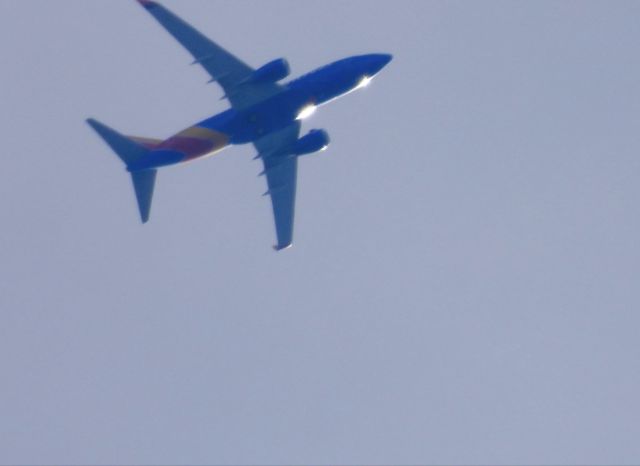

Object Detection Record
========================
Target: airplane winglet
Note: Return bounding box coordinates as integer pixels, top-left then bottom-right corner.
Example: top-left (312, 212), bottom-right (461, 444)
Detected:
top-left (137, 0), bottom-right (158, 9)
top-left (273, 244), bottom-right (293, 252)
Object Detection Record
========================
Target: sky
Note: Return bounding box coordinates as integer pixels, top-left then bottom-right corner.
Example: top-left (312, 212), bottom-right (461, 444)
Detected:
top-left (2, 0), bottom-right (640, 464)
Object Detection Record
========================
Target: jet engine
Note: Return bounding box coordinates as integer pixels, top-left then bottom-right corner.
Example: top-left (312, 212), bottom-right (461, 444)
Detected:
top-left (247, 58), bottom-right (290, 84)
top-left (292, 129), bottom-right (330, 156)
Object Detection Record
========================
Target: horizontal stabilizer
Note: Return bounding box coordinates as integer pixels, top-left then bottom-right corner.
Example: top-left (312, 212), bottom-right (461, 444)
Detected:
top-left (87, 118), bottom-right (159, 223)
top-left (86, 118), bottom-right (148, 166)
top-left (131, 169), bottom-right (157, 223)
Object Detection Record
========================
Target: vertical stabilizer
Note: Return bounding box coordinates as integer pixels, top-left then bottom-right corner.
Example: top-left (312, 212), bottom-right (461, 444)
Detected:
top-left (87, 118), bottom-right (159, 223)
top-left (131, 170), bottom-right (157, 223)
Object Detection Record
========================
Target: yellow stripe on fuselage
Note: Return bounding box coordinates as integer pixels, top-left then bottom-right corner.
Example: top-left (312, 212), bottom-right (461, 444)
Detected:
top-left (176, 126), bottom-right (230, 146)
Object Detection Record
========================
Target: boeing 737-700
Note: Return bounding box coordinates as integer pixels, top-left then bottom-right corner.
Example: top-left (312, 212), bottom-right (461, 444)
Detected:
top-left (87, 0), bottom-right (392, 250)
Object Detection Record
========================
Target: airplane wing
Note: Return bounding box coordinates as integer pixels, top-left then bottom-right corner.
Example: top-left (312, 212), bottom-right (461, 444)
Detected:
top-left (254, 123), bottom-right (302, 250)
top-left (137, 1), bottom-right (283, 109)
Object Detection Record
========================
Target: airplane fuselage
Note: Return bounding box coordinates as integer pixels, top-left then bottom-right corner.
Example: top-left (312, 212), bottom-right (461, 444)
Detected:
top-left (128, 54), bottom-right (392, 172)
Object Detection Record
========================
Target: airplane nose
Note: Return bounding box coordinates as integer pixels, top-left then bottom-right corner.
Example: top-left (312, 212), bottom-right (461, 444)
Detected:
top-left (367, 53), bottom-right (393, 75)
top-left (378, 53), bottom-right (393, 66)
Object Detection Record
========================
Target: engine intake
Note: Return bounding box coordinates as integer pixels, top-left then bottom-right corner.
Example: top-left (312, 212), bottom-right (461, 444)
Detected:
top-left (247, 58), bottom-right (290, 84)
top-left (292, 130), bottom-right (330, 156)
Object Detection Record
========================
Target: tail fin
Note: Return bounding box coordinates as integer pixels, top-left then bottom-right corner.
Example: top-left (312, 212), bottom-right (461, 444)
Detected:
top-left (86, 118), bottom-right (158, 223)
top-left (130, 169), bottom-right (157, 223)
top-left (86, 118), bottom-right (148, 165)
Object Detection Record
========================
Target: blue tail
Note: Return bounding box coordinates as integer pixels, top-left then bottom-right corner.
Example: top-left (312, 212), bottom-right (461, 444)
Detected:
top-left (130, 170), bottom-right (156, 223)
top-left (86, 118), bottom-right (157, 223)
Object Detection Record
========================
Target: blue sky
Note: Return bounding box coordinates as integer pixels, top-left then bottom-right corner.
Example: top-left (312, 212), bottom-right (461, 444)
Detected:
top-left (1, 1), bottom-right (640, 464)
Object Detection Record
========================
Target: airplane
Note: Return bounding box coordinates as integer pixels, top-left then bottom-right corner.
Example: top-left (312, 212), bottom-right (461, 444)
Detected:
top-left (87, 0), bottom-right (392, 250)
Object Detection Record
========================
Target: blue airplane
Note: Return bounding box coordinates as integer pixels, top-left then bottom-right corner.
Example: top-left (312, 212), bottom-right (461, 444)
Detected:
top-left (87, 0), bottom-right (392, 250)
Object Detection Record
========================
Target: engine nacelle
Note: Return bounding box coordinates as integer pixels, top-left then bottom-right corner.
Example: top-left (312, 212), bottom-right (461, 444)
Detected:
top-left (292, 129), bottom-right (330, 156)
top-left (248, 58), bottom-right (290, 84)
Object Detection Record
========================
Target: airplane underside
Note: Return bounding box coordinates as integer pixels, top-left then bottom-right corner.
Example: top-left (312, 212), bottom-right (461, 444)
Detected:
top-left (86, 0), bottom-right (391, 250)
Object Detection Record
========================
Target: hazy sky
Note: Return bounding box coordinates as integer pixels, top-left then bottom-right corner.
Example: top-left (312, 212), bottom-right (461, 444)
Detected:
top-left (2, 1), bottom-right (640, 464)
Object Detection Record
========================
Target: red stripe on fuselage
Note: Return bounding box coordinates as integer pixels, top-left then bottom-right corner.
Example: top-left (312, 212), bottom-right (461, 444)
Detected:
top-left (157, 126), bottom-right (230, 162)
